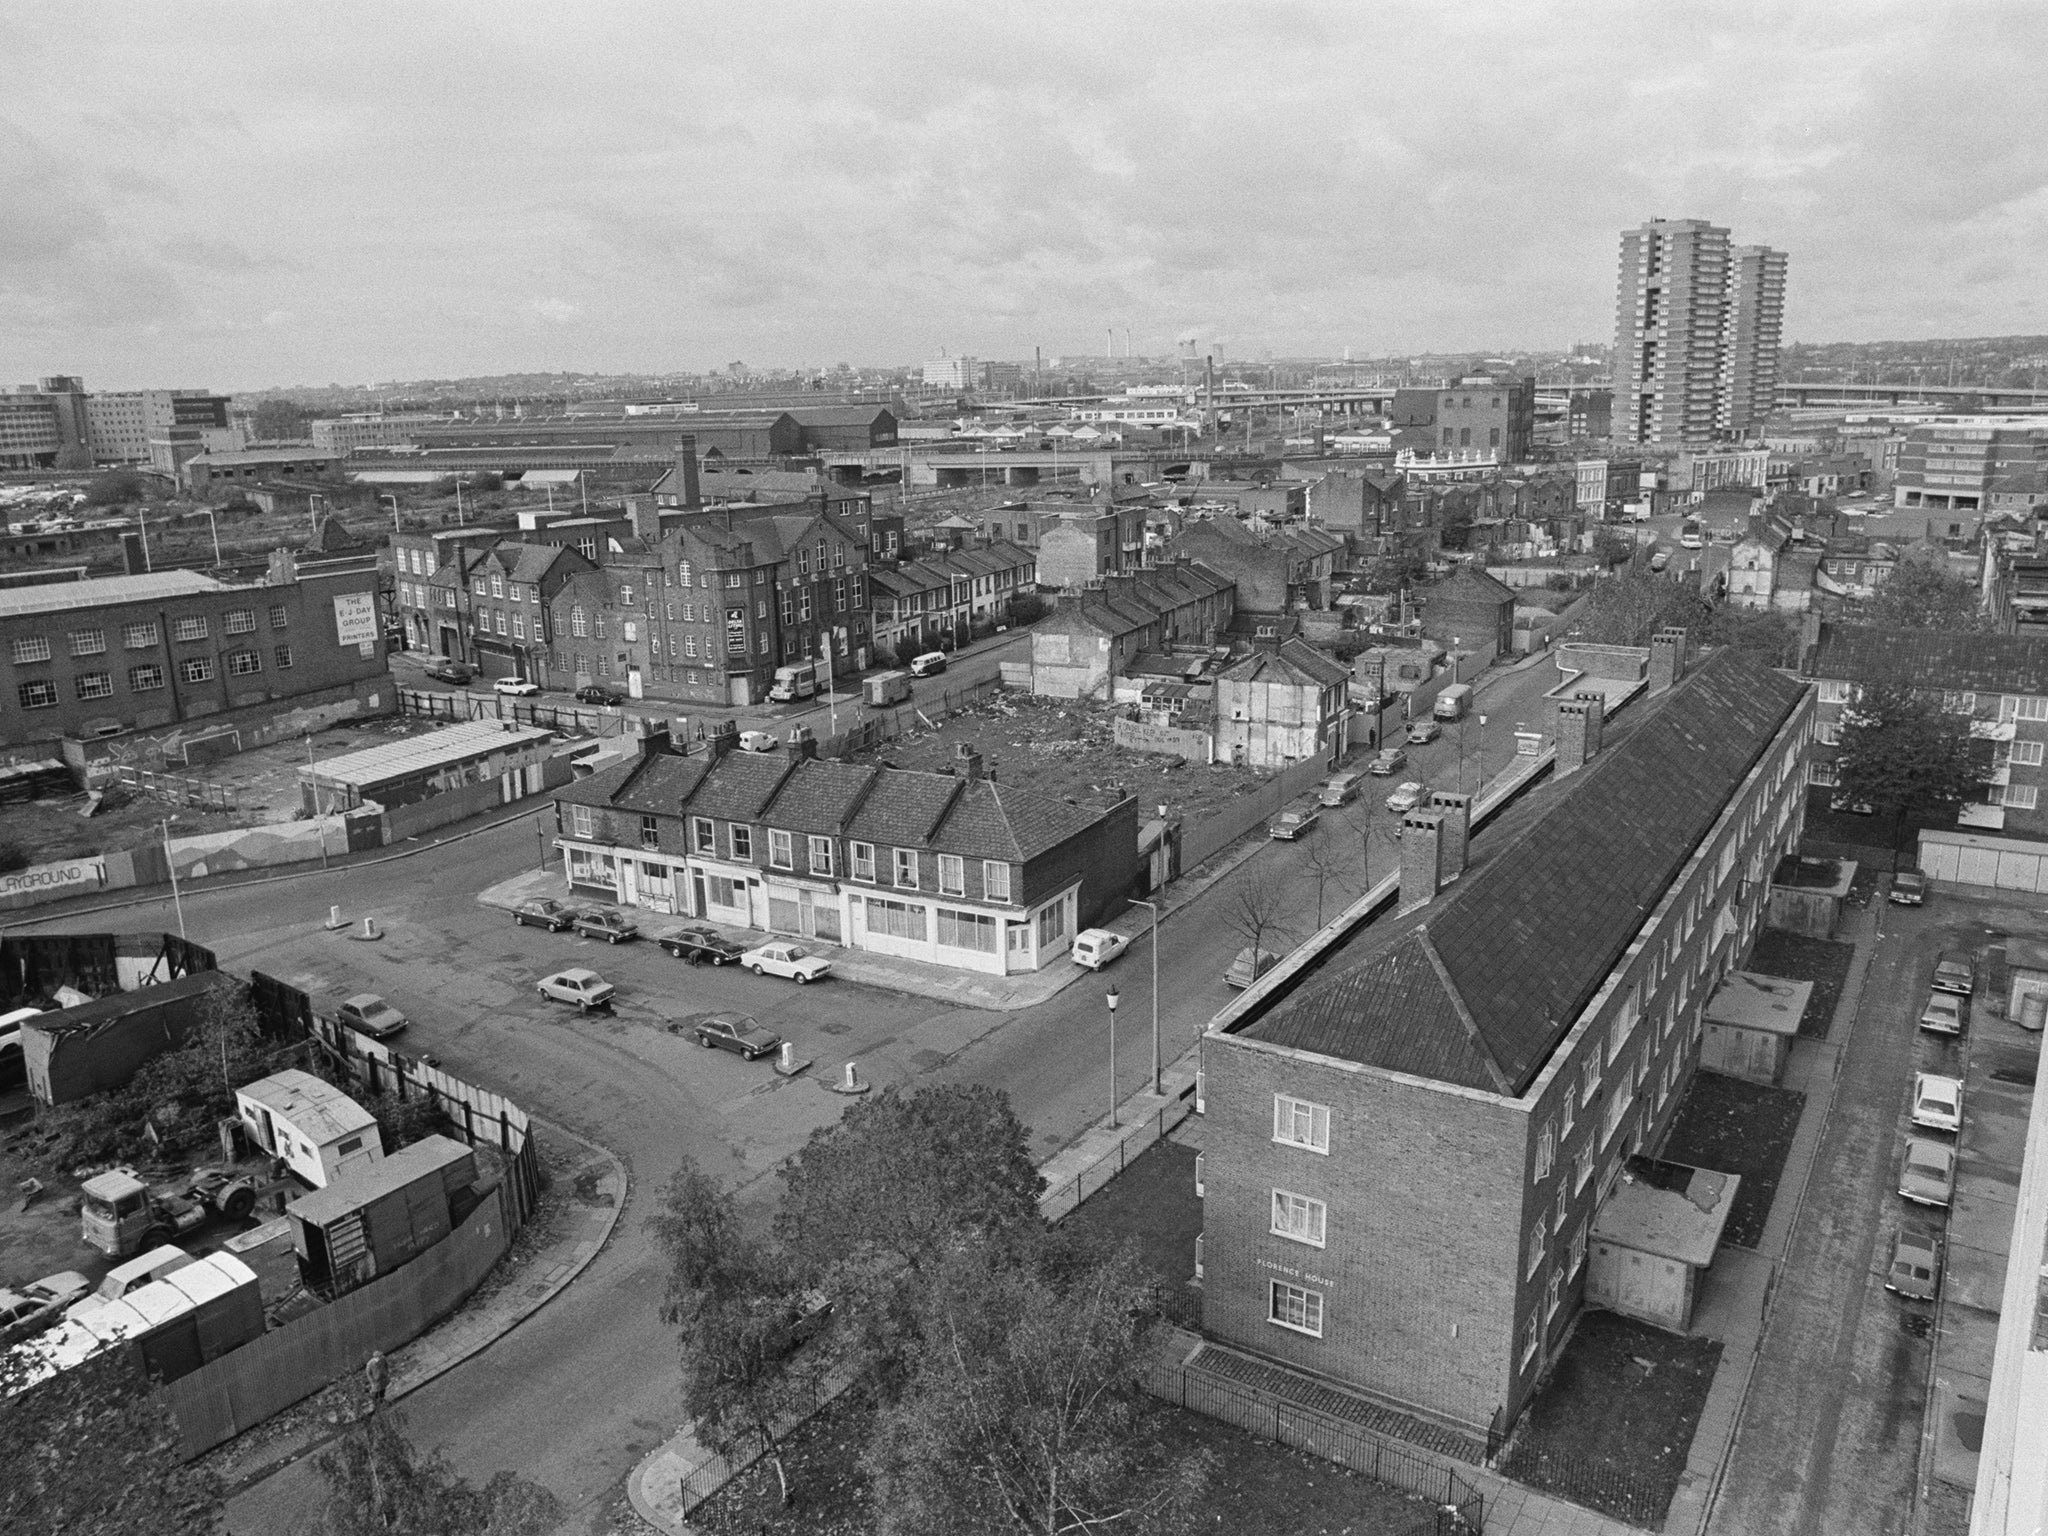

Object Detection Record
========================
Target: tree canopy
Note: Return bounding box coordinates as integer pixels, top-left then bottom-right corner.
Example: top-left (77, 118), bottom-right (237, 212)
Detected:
top-left (1848, 549), bottom-right (1988, 632)
top-left (316, 1400), bottom-right (559, 1536)
top-left (82, 468), bottom-right (149, 507)
top-left (1568, 569), bottom-right (1706, 649)
top-left (251, 399), bottom-right (310, 442)
top-left (1701, 605), bottom-right (1801, 669)
top-left (1833, 683), bottom-right (1988, 847)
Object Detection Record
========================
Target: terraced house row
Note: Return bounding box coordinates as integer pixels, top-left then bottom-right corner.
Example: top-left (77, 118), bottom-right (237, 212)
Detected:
top-left (550, 733), bottom-right (1138, 975)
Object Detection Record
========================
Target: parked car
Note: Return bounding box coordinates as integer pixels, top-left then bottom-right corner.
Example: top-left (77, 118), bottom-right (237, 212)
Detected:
top-left (537, 968), bottom-right (616, 1011)
top-left (687, 1011), bottom-right (783, 1060)
top-left (492, 676), bottom-right (541, 697)
top-left (513, 898), bottom-right (581, 931)
top-left (1269, 809), bottom-right (1320, 841)
top-left (1889, 868), bottom-right (1928, 905)
top-left (1899, 1136), bottom-right (1957, 1207)
top-left (1386, 781), bottom-right (1430, 813)
top-left (737, 730), bottom-right (779, 753)
top-left (1225, 947), bottom-right (1279, 990)
top-left (336, 992), bottom-right (410, 1040)
top-left (1405, 720), bottom-right (1442, 745)
top-left (1932, 950), bottom-right (1975, 995)
top-left (909, 651), bottom-right (947, 677)
top-left (1367, 748), bottom-right (1408, 777)
top-left (1071, 929), bottom-right (1131, 971)
top-left (573, 910), bottom-right (639, 945)
top-left (575, 684), bottom-right (624, 706)
top-left (741, 942), bottom-right (832, 984)
top-left (1885, 1227), bottom-right (1943, 1300)
top-left (422, 657), bottom-right (472, 685)
top-left (1318, 773), bottom-right (1363, 808)
top-left (659, 924), bottom-right (747, 965)
top-left (0, 1271), bottom-right (92, 1346)
top-left (1912, 1072), bottom-right (1963, 1134)
top-left (1918, 990), bottom-right (1964, 1036)
top-left (1649, 549), bottom-right (1672, 572)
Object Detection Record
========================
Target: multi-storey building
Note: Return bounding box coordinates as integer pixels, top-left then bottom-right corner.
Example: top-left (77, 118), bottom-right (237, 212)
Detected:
top-left (1212, 639), bottom-right (1353, 769)
top-left (310, 414), bottom-right (448, 456)
top-left (85, 388), bottom-right (233, 463)
top-left (1199, 642), bottom-right (1812, 1437)
top-left (552, 736), bottom-right (1138, 974)
top-left (1614, 220), bottom-right (1787, 448)
top-left (1, 378), bottom-right (230, 469)
top-left (868, 544), bottom-right (1038, 659)
top-left (390, 528), bottom-right (501, 657)
top-left (1891, 418), bottom-right (2048, 514)
top-left (0, 557), bottom-right (389, 745)
top-left (1803, 622), bottom-right (2044, 831)
top-left (463, 543), bottom-right (593, 686)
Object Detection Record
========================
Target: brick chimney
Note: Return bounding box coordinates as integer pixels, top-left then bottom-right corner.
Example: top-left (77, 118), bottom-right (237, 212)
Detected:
top-left (955, 742), bottom-right (984, 781)
top-left (1426, 791), bottom-right (1471, 878)
top-left (624, 493), bottom-right (662, 544)
top-left (1648, 627), bottom-right (1690, 693)
top-left (1399, 808), bottom-right (1446, 911)
top-left (705, 720), bottom-right (739, 759)
top-left (673, 442), bottom-right (702, 509)
top-left (636, 723), bottom-right (672, 759)
top-left (1554, 692), bottom-right (1606, 777)
top-left (787, 725), bottom-right (819, 761)
top-left (122, 531), bottom-right (146, 575)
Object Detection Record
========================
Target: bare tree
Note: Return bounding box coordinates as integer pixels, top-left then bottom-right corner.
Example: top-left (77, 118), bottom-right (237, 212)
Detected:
top-left (1221, 866), bottom-right (1290, 962)
top-left (1297, 822), bottom-right (1340, 930)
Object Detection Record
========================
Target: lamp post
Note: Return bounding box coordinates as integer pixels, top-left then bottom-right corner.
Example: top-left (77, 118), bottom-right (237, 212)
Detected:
top-left (1131, 898), bottom-right (1161, 1093)
top-left (380, 493), bottom-right (401, 539)
top-left (1476, 714), bottom-right (1488, 798)
top-left (1105, 984), bottom-right (1120, 1128)
top-left (160, 817), bottom-right (186, 938)
top-left (200, 508), bottom-right (222, 568)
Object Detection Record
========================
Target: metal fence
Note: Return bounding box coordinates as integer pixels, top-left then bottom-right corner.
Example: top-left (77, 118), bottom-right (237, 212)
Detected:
top-left (1153, 1364), bottom-right (1486, 1535)
top-left (115, 764), bottom-right (240, 812)
top-left (1496, 1446), bottom-right (1668, 1528)
top-left (1039, 1084), bottom-right (1197, 1224)
top-left (818, 676), bottom-right (1003, 759)
top-left (396, 687), bottom-right (622, 737)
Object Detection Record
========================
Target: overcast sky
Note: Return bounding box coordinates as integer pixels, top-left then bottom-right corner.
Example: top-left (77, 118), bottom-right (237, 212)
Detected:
top-left (3, 1), bottom-right (2043, 391)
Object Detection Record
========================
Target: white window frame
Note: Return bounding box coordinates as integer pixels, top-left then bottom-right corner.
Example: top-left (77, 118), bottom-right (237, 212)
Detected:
top-left (729, 825), bottom-right (752, 861)
top-left (1534, 1126), bottom-right (1554, 1182)
top-left (69, 628), bottom-right (106, 657)
top-left (850, 841), bottom-right (876, 882)
top-left (983, 861), bottom-right (1011, 902)
top-left (768, 829), bottom-right (793, 870)
top-left (11, 636), bottom-right (52, 664)
top-left (1271, 1189), bottom-right (1327, 1248)
top-left (1272, 1094), bottom-right (1330, 1154)
top-left (690, 816), bottom-right (715, 855)
top-left (893, 848), bottom-right (919, 889)
top-left (2002, 695), bottom-right (2048, 722)
top-left (2003, 783), bottom-right (2039, 810)
top-left (570, 805), bottom-right (594, 839)
top-left (937, 853), bottom-right (965, 896)
top-left (1268, 1280), bottom-right (1323, 1338)
top-left (808, 836), bottom-right (834, 876)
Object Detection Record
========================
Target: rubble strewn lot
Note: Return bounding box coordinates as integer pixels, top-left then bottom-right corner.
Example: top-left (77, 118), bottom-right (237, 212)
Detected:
top-left (850, 694), bottom-right (1280, 822)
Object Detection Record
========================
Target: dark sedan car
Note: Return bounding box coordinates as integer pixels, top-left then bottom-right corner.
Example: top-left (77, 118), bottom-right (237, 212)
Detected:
top-left (687, 1011), bottom-right (783, 1060)
top-left (659, 924), bottom-right (747, 965)
top-left (513, 898), bottom-right (582, 932)
top-left (575, 684), bottom-right (624, 706)
top-left (573, 910), bottom-right (639, 944)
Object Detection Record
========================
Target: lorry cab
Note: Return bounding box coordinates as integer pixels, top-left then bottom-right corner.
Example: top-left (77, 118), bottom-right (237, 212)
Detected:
top-left (79, 1170), bottom-right (155, 1257)
top-left (768, 663), bottom-right (819, 703)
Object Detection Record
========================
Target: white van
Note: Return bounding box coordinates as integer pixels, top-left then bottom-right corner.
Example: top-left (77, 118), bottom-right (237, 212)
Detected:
top-left (909, 651), bottom-right (947, 678)
top-left (1433, 683), bottom-right (1474, 722)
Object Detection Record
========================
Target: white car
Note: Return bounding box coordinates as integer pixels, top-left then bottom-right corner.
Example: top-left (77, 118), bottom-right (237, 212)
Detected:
top-left (1912, 1072), bottom-right (1962, 1135)
top-left (1071, 929), bottom-right (1131, 970)
top-left (537, 967), bottom-right (616, 1011)
top-left (737, 730), bottom-right (779, 753)
top-left (741, 942), bottom-right (832, 984)
top-left (1386, 781), bottom-right (1430, 814)
top-left (493, 676), bottom-right (541, 697)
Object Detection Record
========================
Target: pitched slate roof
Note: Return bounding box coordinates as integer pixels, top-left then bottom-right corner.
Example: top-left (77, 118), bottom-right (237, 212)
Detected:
top-left (1216, 637), bottom-right (1351, 689)
top-left (687, 751), bottom-right (800, 820)
top-left (844, 770), bottom-right (965, 847)
top-left (1429, 567), bottom-right (1517, 606)
top-left (930, 780), bottom-right (1102, 862)
top-left (1245, 649), bottom-right (1809, 1096)
top-left (763, 760), bottom-right (879, 834)
top-left (1807, 622), bottom-right (2048, 694)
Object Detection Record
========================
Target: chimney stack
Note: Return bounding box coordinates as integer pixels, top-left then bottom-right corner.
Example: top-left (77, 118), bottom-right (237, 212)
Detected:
top-left (122, 532), bottom-right (146, 575)
top-left (636, 722), bottom-right (673, 760)
top-left (1648, 627), bottom-right (1690, 693)
top-left (787, 724), bottom-right (819, 761)
top-left (706, 720), bottom-right (739, 759)
top-left (1399, 808), bottom-right (1446, 911)
top-left (1554, 692), bottom-right (1606, 776)
top-left (1426, 791), bottom-right (1471, 878)
top-left (955, 742), bottom-right (984, 781)
top-left (674, 441), bottom-right (702, 510)
top-left (624, 493), bottom-right (662, 544)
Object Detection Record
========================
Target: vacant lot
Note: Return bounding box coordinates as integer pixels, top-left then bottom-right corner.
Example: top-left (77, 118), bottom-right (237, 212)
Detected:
top-left (1502, 1310), bottom-right (1722, 1526)
top-left (1659, 1072), bottom-right (1807, 1248)
top-left (1065, 1134), bottom-right (1203, 1328)
top-left (854, 693), bottom-right (1279, 826)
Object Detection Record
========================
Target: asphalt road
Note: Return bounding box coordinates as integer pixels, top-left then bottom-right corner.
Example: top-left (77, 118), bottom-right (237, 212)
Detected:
top-left (22, 646), bottom-right (1570, 1534)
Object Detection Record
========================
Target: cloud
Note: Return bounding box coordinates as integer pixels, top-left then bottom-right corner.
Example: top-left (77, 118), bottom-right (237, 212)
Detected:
top-left (158, 236), bottom-right (293, 272)
top-left (523, 297), bottom-right (581, 324)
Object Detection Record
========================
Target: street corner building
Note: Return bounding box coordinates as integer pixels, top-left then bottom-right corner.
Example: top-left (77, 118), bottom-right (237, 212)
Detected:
top-left (1195, 646), bottom-right (1815, 1441)
top-left (548, 733), bottom-right (1139, 975)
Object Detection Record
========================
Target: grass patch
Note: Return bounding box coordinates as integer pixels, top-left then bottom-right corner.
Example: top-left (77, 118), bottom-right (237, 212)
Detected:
top-left (1658, 1072), bottom-right (1806, 1248)
top-left (1063, 1134), bottom-right (1203, 1328)
top-left (1502, 1311), bottom-right (1722, 1526)
top-left (1746, 930), bottom-right (1856, 1040)
top-left (694, 1385), bottom-right (1446, 1535)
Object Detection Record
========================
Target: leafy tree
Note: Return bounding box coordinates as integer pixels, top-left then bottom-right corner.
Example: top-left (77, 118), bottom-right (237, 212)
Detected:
top-left (252, 399), bottom-right (311, 442)
top-left (862, 1237), bottom-right (1209, 1536)
top-left (1005, 592), bottom-right (1047, 625)
top-left (1590, 529), bottom-right (1639, 568)
top-left (83, 468), bottom-right (149, 506)
top-left (648, 1166), bottom-right (821, 1507)
top-left (1849, 549), bottom-right (1988, 632)
top-left (0, 1347), bottom-right (223, 1535)
top-left (1834, 684), bottom-right (1988, 851)
top-left (128, 979), bottom-right (275, 1155)
top-left (1702, 605), bottom-right (1800, 668)
top-left (316, 1398), bottom-right (559, 1536)
top-left (1356, 552), bottom-right (1428, 596)
top-left (1569, 570), bottom-right (1705, 649)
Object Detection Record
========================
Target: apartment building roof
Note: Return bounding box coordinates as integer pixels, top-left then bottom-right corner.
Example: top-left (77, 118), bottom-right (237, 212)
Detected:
top-left (1807, 622), bottom-right (2048, 695)
top-left (1243, 649), bottom-right (1809, 1096)
top-left (480, 541), bottom-right (583, 587)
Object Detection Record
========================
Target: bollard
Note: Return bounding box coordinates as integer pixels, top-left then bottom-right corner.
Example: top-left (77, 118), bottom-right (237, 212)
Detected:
top-left (349, 916), bottom-right (384, 943)
top-left (323, 904), bottom-right (348, 931)
top-left (827, 1058), bottom-right (870, 1095)
top-left (773, 1038), bottom-right (813, 1078)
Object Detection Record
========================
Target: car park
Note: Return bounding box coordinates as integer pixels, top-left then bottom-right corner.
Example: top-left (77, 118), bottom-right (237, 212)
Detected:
top-left (1889, 869), bottom-right (1927, 905)
top-left (1386, 781), bottom-right (1430, 813)
top-left (737, 730), bottom-right (779, 753)
top-left (1899, 1136), bottom-right (1957, 1206)
top-left (741, 942), bottom-right (832, 983)
top-left (422, 658), bottom-right (472, 685)
top-left (1932, 950), bottom-right (1975, 995)
top-left (1367, 748), bottom-right (1408, 777)
top-left (1918, 990), bottom-right (1964, 1036)
top-left (513, 898), bottom-right (581, 931)
top-left (1885, 1227), bottom-right (1943, 1300)
top-left (1405, 720), bottom-right (1442, 745)
top-left (1269, 808), bottom-right (1320, 841)
top-left (658, 925), bottom-right (747, 965)
top-left (336, 993), bottom-right (410, 1040)
top-left (1912, 1072), bottom-right (1963, 1134)
top-left (492, 676), bottom-right (541, 697)
top-left (0, 1271), bottom-right (92, 1345)
top-left (687, 1011), bottom-right (783, 1060)
top-left (537, 968), bottom-right (616, 1011)
top-left (1071, 929), bottom-right (1131, 970)
top-left (573, 910), bottom-right (639, 944)
top-left (575, 684), bottom-right (624, 706)
top-left (1225, 947), bottom-right (1280, 990)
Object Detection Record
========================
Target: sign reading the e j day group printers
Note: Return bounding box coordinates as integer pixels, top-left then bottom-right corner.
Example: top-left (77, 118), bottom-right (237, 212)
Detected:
top-left (332, 592), bottom-right (378, 655)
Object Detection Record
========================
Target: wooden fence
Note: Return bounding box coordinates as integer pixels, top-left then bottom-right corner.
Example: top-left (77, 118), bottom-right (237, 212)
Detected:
top-left (116, 764), bottom-right (239, 812)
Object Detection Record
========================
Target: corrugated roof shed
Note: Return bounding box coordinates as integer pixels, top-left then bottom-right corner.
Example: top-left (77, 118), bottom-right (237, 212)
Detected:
top-left (304, 720), bottom-right (553, 789)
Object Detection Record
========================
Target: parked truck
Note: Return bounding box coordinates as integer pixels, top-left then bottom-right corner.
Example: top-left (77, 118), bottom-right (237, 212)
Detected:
top-left (863, 669), bottom-right (912, 707)
top-left (10, 1252), bottom-right (264, 1395)
top-left (80, 1162), bottom-right (294, 1260)
top-left (1433, 683), bottom-right (1474, 721)
top-left (768, 662), bottom-right (819, 702)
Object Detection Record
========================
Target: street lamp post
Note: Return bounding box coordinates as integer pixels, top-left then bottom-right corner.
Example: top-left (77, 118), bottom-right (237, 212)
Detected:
top-left (1477, 714), bottom-right (1487, 797)
top-left (1105, 985), bottom-right (1120, 1128)
top-left (160, 817), bottom-right (186, 938)
top-left (1131, 898), bottom-right (1160, 1094)
top-left (200, 508), bottom-right (222, 567)
top-left (380, 493), bottom-right (401, 539)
